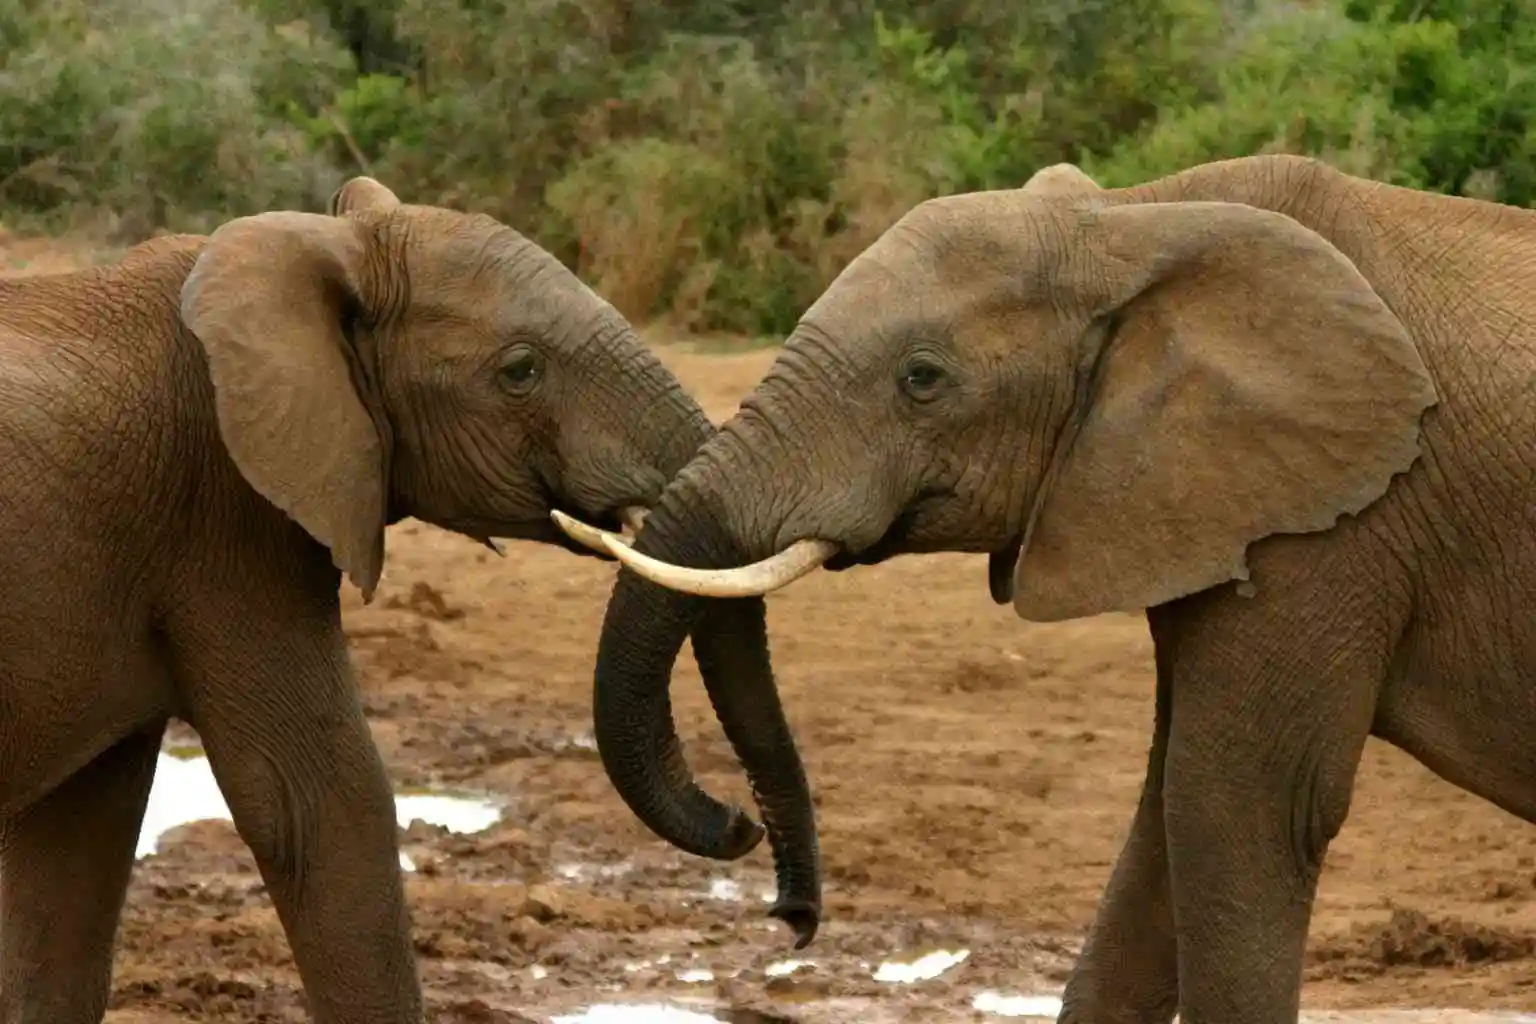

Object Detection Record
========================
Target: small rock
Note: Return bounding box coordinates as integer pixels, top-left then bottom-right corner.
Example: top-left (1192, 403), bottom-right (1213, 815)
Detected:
top-left (509, 915), bottom-right (552, 949)
top-left (1486, 879), bottom-right (1518, 900)
top-left (522, 883), bottom-right (565, 921)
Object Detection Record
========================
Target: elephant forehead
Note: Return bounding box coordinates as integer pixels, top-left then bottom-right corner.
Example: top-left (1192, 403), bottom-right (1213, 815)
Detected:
top-left (404, 221), bottom-right (520, 281)
top-left (401, 224), bottom-right (602, 324)
top-left (803, 228), bottom-right (1044, 344)
top-left (920, 191), bottom-right (1080, 273)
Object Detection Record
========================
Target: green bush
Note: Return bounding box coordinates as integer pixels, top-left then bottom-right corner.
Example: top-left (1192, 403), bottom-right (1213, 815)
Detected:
top-left (3, 0), bottom-right (1535, 333)
top-left (0, 0), bottom-right (350, 230)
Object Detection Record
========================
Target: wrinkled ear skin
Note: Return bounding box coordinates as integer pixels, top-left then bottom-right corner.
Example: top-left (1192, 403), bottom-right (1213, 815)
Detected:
top-left (1011, 200), bottom-right (1438, 622)
top-left (328, 176), bottom-right (402, 217)
top-left (180, 211), bottom-right (392, 602)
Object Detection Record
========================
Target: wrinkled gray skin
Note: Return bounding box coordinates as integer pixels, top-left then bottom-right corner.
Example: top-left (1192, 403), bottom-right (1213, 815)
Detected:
top-left (583, 154), bottom-right (1536, 1022)
top-left (0, 176), bottom-right (789, 1024)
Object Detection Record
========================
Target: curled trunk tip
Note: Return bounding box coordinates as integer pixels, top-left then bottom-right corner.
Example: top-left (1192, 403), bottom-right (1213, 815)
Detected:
top-left (770, 897), bottom-right (820, 949)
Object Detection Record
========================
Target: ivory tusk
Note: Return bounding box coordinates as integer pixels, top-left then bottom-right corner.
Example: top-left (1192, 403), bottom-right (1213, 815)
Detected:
top-left (550, 509), bottom-right (634, 555)
top-left (600, 535), bottom-right (839, 599)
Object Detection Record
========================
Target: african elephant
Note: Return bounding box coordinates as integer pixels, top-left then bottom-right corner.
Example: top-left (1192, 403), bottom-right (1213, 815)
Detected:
top-left (0, 176), bottom-right (799, 1024)
top-left (555, 153), bottom-right (1536, 1022)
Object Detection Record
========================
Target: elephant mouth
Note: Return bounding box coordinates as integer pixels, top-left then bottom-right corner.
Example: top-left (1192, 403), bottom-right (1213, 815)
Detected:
top-left (823, 507), bottom-right (921, 571)
top-left (470, 504), bottom-right (647, 560)
top-left (541, 505), bottom-right (649, 559)
top-left (549, 504), bottom-right (650, 559)
top-left (824, 488), bottom-right (955, 570)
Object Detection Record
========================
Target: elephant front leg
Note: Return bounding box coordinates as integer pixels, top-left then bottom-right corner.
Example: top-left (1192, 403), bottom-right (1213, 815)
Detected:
top-left (169, 589), bottom-right (422, 1024)
top-left (0, 724), bottom-right (166, 1024)
top-left (1058, 668), bottom-right (1178, 1024)
top-left (1157, 622), bottom-right (1378, 1023)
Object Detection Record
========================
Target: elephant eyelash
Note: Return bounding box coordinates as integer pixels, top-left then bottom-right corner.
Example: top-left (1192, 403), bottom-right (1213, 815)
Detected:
top-left (898, 356), bottom-right (955, 402)
top-left (496, 345), bottom-right (546, 396)
top-left (904, 365), bottom-right (946, 389)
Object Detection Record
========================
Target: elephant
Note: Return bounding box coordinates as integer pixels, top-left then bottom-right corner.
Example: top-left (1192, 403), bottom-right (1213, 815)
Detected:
top-left (0, 176), bottom-right (805, 1024)
top-left (553, 152), bottom-right (1536, 1022)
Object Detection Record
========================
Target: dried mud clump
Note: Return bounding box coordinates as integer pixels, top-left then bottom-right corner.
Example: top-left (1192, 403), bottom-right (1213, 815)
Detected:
top-left (1310, 908), bottom-right (1536, 978)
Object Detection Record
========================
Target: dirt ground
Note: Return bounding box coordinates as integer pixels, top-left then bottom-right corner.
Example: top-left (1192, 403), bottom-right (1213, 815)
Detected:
top-left (6, 233), bottom-right (1536, 1022)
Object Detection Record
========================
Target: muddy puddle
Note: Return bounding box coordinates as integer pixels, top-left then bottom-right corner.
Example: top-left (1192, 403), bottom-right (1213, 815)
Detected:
top-left (131, 746), bottom-right (1536, 1024)
top-left (136, 744), bottom-right (503, 867)
top-left (530, 944), bottom-right (1066, 1021)
top-left (509, 995), bottom-right (1536, 1023)
top-left (550, 1005), bottom-right (725, 1024)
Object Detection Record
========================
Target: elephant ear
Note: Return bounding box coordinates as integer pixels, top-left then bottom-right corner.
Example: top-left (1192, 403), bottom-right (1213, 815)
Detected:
top-left (180, 211), bottom-right (390, 602)
top-left (1011, 200), bottom-right (1437, 622)
top-left (328, 176), bottom-right (402, 217)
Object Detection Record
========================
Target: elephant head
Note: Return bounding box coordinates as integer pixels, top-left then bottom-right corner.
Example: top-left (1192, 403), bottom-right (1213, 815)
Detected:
top-left (555, 164), bottom-right (1435, 934)
top-left (177, 176), bottom-right (791, 868)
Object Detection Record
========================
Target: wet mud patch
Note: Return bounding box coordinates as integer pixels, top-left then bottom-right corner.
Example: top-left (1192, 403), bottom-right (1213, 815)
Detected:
top-left (1307, 907), bottom-right (1536, 1009)
top-left (1311, 908), bottom-right (1536, 976)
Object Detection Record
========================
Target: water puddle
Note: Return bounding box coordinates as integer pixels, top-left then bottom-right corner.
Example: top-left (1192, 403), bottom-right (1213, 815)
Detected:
top-left (550, 1004), bottom-right (722, 1024)
top-left (136, 751), bottom-right (232, 858)
top-left (394, 788), bottom-right (502, 833)
top-left (552, 732), bottom-right (599, 754)
top-left (871, 948), bottom-right (970, 983)
top-left (136, 749), bottom-right (502, 865)
top-left (549, 958), bottom-right (1533, 1024)
top-left (972, 991), bottom-right (1065, 1018)
top-left (556, 860), bottom-right (634, 883)
top-left (615, 952), bottom-right (721, 986)
top-left (703, 877), bottom-right (775, 904)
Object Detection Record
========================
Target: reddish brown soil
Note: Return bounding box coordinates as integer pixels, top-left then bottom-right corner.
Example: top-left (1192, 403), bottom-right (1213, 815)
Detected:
top-left (4, 238), bottom-right (1533, 1022)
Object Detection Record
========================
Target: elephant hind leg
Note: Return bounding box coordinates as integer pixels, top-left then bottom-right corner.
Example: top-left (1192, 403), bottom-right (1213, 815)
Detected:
top-left (0, 723), bottom-right (166, 1024)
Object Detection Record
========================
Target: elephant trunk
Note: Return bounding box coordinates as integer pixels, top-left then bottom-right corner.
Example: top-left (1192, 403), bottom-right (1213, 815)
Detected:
top-left (592, 457), bottom-right (822, 948)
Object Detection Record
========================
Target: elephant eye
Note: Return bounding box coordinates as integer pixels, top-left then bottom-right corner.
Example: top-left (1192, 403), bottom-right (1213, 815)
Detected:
top-left (497, 345), bottom-right (545, 396)
top-left (899, 360), bottom-right (948, 401)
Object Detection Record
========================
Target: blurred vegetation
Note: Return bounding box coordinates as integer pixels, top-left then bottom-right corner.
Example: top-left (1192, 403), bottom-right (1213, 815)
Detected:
top-left (2, 0), bottom-right (1534, 334)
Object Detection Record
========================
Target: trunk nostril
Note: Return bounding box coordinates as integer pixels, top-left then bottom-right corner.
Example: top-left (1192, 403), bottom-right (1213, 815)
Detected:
top-left (769, 898), bottom-right (821, 950)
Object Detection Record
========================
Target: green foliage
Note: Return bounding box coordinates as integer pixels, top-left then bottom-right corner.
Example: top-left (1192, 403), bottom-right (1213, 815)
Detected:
top-left (3, 0), bottom-right (1536, 332)
top-left (0, 0), bottom-right (349, 229)
top-left (1087, 0), bottom-right (1536, 204)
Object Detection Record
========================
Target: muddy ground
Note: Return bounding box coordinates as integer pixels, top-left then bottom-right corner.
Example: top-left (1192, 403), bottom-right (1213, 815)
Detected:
top-left (5, 233), bottom-right (1535, 1021)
